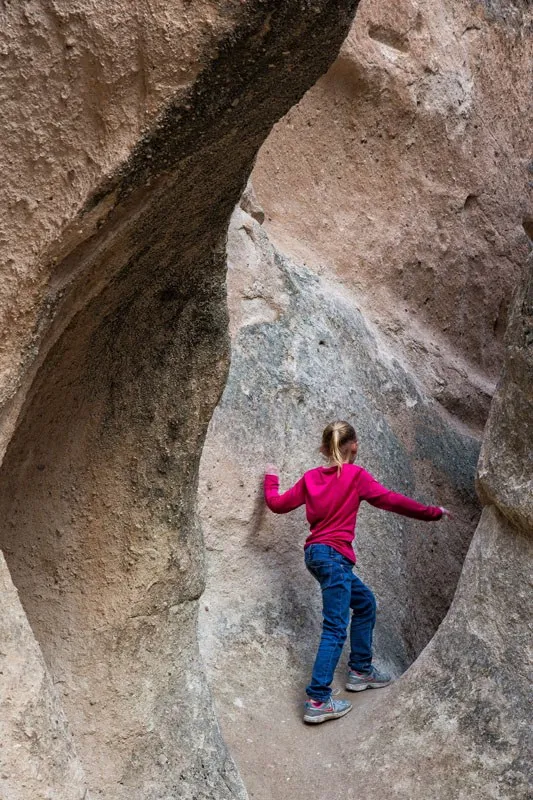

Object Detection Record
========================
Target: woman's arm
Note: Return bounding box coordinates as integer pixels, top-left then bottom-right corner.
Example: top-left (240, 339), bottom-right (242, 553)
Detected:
top-left (357, 469), bottom-right (443, 521)
top-left (264, 471), bottom-right (306, 514)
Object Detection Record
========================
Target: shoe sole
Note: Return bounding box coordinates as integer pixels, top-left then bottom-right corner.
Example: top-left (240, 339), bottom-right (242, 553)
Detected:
top-left (303, 705), bottom-right (352, 724)
top-left (345, 680), bottom-right (391, 692)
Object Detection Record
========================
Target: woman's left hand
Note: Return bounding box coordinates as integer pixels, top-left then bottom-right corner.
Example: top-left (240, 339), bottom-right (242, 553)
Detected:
top-left (265, 464), bottom-right (278, 476)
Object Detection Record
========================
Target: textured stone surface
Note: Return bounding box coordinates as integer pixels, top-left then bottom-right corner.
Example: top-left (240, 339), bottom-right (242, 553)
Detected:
top-left (477, 254), bottom-right (533, 532)
top-left (0, 0), bottom-right (530, 797)
top-left (198, 206), bottom-right (481, 795)
top-left (0, 0), bottom-right (245, 457)
top-left (0, 553), bottom-right (87, 800)
top-left (197, 2), bottom-right (532, 795)
top-left (337, 504), bottom-right (532, 800)
top-left (207, 223), bottom-right (533, 800)
top-left (201, 207), bottom-right (480, 673)
top-left (0, 2), bottom-right (358, 798)
top-left (198, 217), bottom-right (531, 800)
top-left (332, 254), bottom-right (533, 799)
top-left (252, 0), bottom-right (532, 431)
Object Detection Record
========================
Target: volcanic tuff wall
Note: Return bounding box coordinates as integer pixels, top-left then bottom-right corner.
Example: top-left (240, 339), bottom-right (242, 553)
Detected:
top-left (252, 0), bottom-right (532, 430)
top-left (336, 252), bottom-right (532, 800)
top-left (0, 1), bottom-right (531, 799)
top-left (0, 2), bottom-right (358, 798)
top-left (198, 2), bottom-right (532, 798)
top-left (199, 203), bottom-right (481, 688)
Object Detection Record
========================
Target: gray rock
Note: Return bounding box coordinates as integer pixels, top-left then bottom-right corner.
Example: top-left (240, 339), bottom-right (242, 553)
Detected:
top-left (199, 209), bottom-right (480, 694)
top-left (478, 255), bottom-right (533, 532)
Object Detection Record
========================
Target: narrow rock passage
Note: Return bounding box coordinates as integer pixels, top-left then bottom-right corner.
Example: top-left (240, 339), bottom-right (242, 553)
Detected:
top-left (0, 1), bottom-right (530, 797)
top-left (198, 5), bottom-right (531, 794)
top-left (199, 208), bottom-right (532, 799)
top-left (198, 204), bottom-right (480, 797)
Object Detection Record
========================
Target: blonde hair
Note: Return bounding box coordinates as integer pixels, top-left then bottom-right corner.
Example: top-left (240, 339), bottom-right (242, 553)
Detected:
top-left (321, 421), bottom-right (357, 475)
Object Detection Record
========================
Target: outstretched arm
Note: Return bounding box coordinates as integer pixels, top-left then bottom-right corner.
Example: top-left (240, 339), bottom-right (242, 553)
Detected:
top-left (357, 469), bottom-right (443, 521)
top-left (264, 469), bottom-right (305, 514)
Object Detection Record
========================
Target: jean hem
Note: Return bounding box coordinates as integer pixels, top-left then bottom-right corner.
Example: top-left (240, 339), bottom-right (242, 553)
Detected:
top-left (306, 692), bottom-right (331, 702)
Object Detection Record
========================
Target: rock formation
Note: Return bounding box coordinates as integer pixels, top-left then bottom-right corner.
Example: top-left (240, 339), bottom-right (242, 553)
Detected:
top-left (198, 2), bottom-right (532, 798)
top-left (198, 184), bottom-right (483, 800)
top-left (0, 2), bottom-right (358, 798)
top-left (0, 553), bottom-right (88, 800)
top-left (199, 204), bottom-right (480, 685)
top-left (332, 251), bottom-right (532, 800)
top-left (252, 0), bottom-right (532, 431)
top-left (0, 0), bottom-right (530, 798)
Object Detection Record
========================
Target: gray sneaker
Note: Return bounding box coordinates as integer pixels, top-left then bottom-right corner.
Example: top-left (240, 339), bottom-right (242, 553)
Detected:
top-left (346, 665), bottom-right (391, 692)
top-left (303, 695), bottom-right (352, 724)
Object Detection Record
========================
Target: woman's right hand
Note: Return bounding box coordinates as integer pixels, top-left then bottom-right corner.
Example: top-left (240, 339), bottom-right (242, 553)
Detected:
top-left (439, 507), bottom-right (452, 518)
top-left (265, 463), bottom-right (278, 476)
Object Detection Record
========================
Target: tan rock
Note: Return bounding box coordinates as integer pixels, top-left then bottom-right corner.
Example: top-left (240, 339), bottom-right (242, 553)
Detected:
top-left (252, 0), bottom-right (532, 431)
top-left (0, 2), bottom-right (358, 797)
top-left (335, 254), bottom-right (532, 796)
top-left (477, 254), bottom-right (533, 532)
top-left (333, 504), bottom-right (531, 800)
top-left (240, 180), bottom-right (266, 226)
top-left (199, 4), bottom-right (532, 797)
top-left (199, 196), bottom-right (532, 800)
top-left (198, 206), bottom-right (481, 795)
top-left (0, 552), bottom-right (88, 800)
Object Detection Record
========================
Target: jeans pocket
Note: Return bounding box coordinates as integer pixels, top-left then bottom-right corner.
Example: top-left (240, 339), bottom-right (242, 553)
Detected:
top-left (305, 560), bottom-right (332, 584)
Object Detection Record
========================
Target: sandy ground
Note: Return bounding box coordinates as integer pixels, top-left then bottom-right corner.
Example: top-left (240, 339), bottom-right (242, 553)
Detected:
top-left (213, 662), bottom-right (388, 800)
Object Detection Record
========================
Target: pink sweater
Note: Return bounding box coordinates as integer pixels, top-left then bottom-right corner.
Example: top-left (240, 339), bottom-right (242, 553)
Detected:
top-left (264, 463), bottom-right (442, 563)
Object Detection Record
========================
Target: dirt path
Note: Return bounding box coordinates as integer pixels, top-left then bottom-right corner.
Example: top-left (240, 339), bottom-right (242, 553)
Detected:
top-left (212, 659), bottom-right (390, 800)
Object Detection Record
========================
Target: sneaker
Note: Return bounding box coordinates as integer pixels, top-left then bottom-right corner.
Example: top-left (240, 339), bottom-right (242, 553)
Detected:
top-left (346, 665), bottom-right (391, 692)
top-left (303, 695), bottom-right (352, 724)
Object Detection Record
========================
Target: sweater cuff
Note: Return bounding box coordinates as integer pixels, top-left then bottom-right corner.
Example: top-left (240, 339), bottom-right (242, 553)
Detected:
top-left (264, 473), bottom-right (279, 491)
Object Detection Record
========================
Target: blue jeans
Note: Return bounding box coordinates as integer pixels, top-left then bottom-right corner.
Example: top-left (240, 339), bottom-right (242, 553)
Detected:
top-left (305, 543), bottom-right (377, 701)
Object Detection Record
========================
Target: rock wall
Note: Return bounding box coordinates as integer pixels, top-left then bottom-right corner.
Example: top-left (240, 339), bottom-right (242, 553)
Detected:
top-left (199, 206), bottom-right (480, 682)
top-left (197, 199), bottom-right (481, 800)
top-left (252, 0), bottom-right (532, 431)
top-left (198, 2), bottom-right (532, 797)
top-left (0, 2), bottom-right (359, 798)
top-left (333, 252), bottom-right (532, 800)
top-left (0, 553), bottom-right (87, 800)
top-left (0, 1), bottom-right (530, 798)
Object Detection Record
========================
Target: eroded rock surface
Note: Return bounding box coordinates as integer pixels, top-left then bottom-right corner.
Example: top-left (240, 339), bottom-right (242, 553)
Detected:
top-left (478, 255), bottom-right (533, 532)
top-left (252, 0), bottom-right (532, 430)
top-left (1, 0), bottom-right (530, 797)
top-left (0, 2), bottom-right (359, 798)
top-left (200, 207), bottom-right (480, 675)
top-left (198, 2), bottom-right (532, 797)
top-left (198, 212), bottom-right (531, 800)
top-left (0, 553), bottom-right (87, 800)
top-left (198, 205), bottom-right (481, 796)
top-left (332, 254), bottom-right (532, 800)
